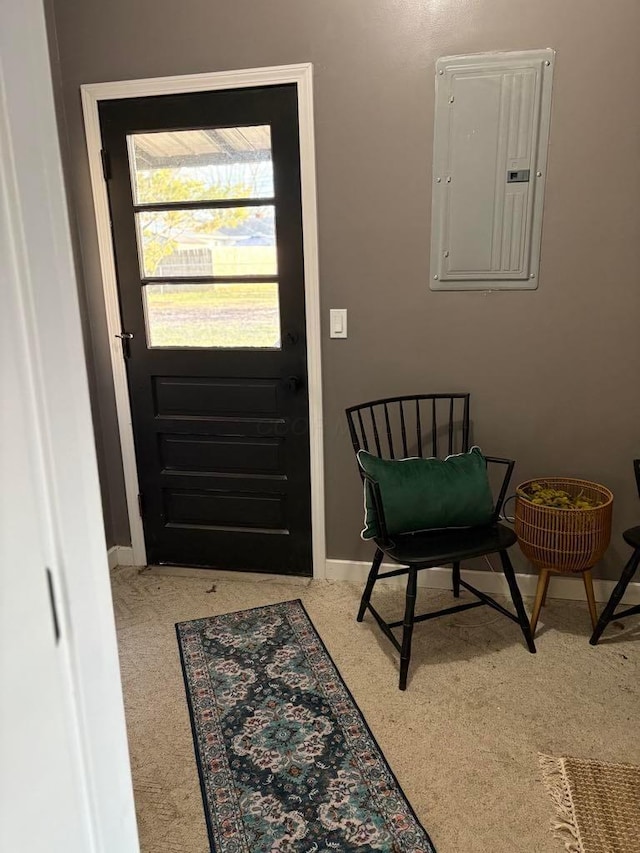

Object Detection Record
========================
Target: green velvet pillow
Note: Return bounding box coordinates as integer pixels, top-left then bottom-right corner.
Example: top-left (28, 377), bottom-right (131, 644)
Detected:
top-left (357, 446), bottom-right (494, 540)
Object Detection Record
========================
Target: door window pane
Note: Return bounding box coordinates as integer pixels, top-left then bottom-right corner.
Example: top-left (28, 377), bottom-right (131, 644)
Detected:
top-left (128, 126), bottom-right (273, 204)
top-left (136, 205), bottom-right (277, 278)
top-left (143, 282), bottom-right (281, 349)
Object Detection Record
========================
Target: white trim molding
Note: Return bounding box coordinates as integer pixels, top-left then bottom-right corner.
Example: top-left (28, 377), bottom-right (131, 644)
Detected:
top-left (106, 550), bottom-right (640, 607)
top-left (82, 64), bottom-right (325, 577)
top-left (107, 546), bottom-right (136, 570)
top-left (325, 559), bottom-right (640, 606)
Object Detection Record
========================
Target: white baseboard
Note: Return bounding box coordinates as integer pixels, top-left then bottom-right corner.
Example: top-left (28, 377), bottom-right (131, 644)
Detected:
top-left (104, 545), bottom-right (640, 606)
top-left (107, 545), bottom-right (135, 570)
top-left (324, 558), bottom-right (640, 606)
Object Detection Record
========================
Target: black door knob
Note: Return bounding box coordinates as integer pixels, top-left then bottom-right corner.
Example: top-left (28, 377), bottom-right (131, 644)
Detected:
top-left (285, 375), bottom-right (303, 392)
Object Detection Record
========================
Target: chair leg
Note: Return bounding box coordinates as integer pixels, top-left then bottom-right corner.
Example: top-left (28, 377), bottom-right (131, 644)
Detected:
top-left (357, 547), bottom-right (384, 622)
top-left (452, 561), bottom-right (461, 598)
top-left (582, 569), bottom-right (598, 631)
top-left (590, 549), bottom-right (640, 645)
top-left (399, 567), bottom-right (418, 691)
top-left (530, 569), bottom-right (551, 637)
top-left (498, 550), bottom-right (536, 653)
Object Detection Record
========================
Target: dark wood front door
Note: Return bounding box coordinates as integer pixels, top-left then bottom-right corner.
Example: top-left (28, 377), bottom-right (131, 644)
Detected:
top-left (99, 85), bottom-right (312, 575)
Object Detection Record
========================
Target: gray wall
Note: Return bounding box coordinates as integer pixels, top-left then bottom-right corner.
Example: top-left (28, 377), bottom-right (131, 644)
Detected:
top-left (48, 0), bottom-right (640, 577)
top-left (44, 0), bottom-right (118, 536)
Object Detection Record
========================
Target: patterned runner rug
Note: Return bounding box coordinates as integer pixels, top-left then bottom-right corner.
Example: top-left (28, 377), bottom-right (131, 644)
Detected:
top-left (176, 599), bottom-right (436, 853)
top-left (539, 753), bottom-right (640, 853)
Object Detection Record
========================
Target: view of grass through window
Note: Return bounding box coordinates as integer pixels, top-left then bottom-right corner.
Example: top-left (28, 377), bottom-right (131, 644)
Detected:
top-left (144, 283), bottom-right (280, 349)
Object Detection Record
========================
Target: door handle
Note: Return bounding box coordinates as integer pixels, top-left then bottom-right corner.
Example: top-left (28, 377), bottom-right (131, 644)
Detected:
top-left (115, 331), bottom-right (134, 359)
top-left (284, 375), bottom-right (303, 393)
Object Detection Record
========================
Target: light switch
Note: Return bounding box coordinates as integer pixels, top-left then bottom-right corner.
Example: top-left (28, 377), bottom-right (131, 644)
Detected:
top-left (329, 308), bottom-right (347, 339)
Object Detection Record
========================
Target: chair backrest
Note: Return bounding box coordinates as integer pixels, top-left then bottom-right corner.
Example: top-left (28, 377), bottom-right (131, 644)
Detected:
top-left (634, 459), bottom-right (640, 500)
top-left (345, 393), bottom-right (470, 465)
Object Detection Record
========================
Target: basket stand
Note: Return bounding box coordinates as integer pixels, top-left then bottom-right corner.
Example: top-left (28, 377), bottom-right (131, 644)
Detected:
top-left (530, 567), bottom-right (598, 635)
top-left (514, 477), bottom-right (614, 637)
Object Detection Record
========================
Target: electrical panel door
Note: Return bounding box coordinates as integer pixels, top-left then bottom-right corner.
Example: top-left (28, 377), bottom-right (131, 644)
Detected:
top-left (430, 49), bottom-right (554, 290)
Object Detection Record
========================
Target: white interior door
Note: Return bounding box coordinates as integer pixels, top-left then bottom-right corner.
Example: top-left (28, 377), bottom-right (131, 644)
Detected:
top-left (0, 292), bottom-right (93, 852)
top-left (0, 1), bottom-right (139, 850)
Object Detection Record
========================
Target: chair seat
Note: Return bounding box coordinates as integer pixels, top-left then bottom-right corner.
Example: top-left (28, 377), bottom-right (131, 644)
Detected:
top-left (623, 526), bottom-right (640, 549)
top-left (378, 523), bottom-right (517, 567)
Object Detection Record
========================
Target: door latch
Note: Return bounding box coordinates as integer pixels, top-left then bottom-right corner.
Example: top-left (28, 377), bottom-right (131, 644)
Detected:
top-left (115, 331), bottom-right (134, 359)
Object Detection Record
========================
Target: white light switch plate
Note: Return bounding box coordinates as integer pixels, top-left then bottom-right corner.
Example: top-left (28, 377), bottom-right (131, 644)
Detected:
top-left (329, 308), bottom-right (347, 338)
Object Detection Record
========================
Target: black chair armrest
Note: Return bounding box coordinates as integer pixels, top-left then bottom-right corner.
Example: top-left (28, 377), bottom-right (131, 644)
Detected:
top-left (361, 470), bottom-right (392, 546)
top-left (634, 459), bottom-right (640, 501)
top-left (485, 456), bottom-right (515, 523)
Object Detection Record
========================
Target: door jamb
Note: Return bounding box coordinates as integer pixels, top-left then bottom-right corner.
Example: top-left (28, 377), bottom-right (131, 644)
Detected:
top-left (81, 64), bottom-right (326, 577)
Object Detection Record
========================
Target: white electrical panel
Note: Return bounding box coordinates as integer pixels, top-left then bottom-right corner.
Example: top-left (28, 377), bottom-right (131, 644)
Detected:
top-left (430, 49), bottom-right (554, 290)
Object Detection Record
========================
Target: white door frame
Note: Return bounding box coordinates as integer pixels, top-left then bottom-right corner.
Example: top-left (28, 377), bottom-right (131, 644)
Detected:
top-left (81, 64), bottom-right (326, 576)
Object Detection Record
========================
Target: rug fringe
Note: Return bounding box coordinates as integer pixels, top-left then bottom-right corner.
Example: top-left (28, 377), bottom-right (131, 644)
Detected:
top-left (538, 753), bottom-right (584, 853)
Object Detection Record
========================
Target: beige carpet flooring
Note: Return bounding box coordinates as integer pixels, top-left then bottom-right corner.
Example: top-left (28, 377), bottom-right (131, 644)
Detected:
top-left (111, 565), bottom-right (640, 853)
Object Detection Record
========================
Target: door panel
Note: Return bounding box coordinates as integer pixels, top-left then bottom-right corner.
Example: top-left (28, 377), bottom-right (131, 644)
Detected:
top-left (152, 375), bottom-right (281, 416)
top-left (164, 489), bottom-right (287, 530)
top-left (99, 85), bottom-right (312, 574)
top-left (159, 434), bottom-right (284, 475)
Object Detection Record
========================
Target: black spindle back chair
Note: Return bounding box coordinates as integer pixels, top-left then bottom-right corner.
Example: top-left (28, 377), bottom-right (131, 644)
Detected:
top-left (346, 393), bottom-right (535, 690)
top-left (590, 459), bottom-right (640, 644)
top-left (347, 393), bottom-right (470, 463)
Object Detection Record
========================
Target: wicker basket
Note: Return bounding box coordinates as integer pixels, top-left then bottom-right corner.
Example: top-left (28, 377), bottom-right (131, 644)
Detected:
top-left (514, 478), bottom-right (613, 574)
